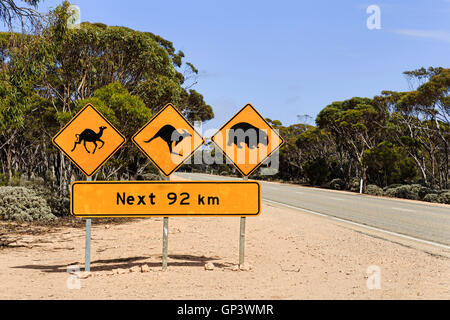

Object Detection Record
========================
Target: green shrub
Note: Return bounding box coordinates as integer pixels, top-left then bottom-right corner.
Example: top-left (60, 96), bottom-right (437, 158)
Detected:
top-left (134, 173), bottom-right (167, 181)
top-left (423, 193), bottom-right (440, 203)
top-left (383, 184), bottom-right (402, 191)
top-left (350, 178), bottom-right (361, 192)
top-left (330, 178), bottom-right (346, 190)
top-left (0, 176), bottom-right (69, 217)
top-left (17, 178), bottom-right (70, 217)
top-left (438, 192), bottom-right (450, 204)
top-left (385, 184), bottom-right (423, 200)
top-left (417, 186), bottom-right (432, 199)
top-left (366, 184), bottom-right (384, 196)
top-left (142, 173), bottom-right (165, 181)
top-left (384, 188), bottom-right (397, 197)
top-left (0, 186), bottom-right (55, 222)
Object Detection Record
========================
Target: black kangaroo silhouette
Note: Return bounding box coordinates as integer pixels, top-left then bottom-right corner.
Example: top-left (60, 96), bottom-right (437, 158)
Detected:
top-left (227, 122), bottom-right (269, 149)
top-left (144, 124), bottom-right (192, 156)
top-left (71, 126), bottom-right (107, 154)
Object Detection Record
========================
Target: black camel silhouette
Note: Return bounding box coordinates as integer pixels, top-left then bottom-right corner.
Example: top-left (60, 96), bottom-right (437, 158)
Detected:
top-left (144, 124), bottom-right (191, 156)
top-left (71, 126), bottom-right (107, 154)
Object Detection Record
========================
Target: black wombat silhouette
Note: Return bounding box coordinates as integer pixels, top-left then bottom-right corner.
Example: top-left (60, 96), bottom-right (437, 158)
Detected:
top-left (144, 124), bottom-right (192, 156)
top-left (227, 122), bottom-right (269, 149)
top-left (71, 126), bottom-right (107, 154)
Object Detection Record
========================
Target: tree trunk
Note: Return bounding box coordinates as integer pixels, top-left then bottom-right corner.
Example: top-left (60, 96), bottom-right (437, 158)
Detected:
top-left (6, 142), bottom-right (12, 181)
top-left (358, 156), bottom-right (367, 193)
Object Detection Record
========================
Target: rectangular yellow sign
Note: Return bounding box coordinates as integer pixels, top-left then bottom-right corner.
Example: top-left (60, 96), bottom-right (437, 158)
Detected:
top-left (71, 181), bottom-right (261, 217)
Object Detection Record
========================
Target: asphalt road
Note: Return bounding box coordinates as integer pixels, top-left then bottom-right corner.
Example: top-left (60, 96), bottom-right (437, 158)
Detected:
top-left (175, 172), bottom-right (450, 247)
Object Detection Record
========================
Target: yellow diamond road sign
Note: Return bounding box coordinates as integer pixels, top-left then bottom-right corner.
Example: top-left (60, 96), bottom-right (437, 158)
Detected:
top-left (52, 104), bottom-right (126, 177)
top-left (132, 103), bottom-right (205, 176)
top-left (211, 103), bottom-right (284, 177)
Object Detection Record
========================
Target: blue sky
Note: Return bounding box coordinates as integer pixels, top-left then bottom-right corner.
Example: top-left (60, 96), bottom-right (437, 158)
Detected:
top-left (21, 0), bottom-right (450, 132)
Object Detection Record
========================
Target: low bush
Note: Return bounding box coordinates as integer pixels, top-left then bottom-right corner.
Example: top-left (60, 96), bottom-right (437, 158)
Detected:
top-left (0, 176), bottom-right (70, 217)
top-left (329, 178), bottom-right (346, 190)
top-left (366, 184), bottom-right (384, 196)
top-left (417, 186), bottom-right (432, 199)
top-left (141, 173), bottom-right (165, 181)
top-left (384, 184), bottom-right (423, 200)
top-left (423, 193), bottom-right (440, 203)
top-left (383, 184), bottom-right (403, 192)
top-left (17, 178), bottom-right (70, 217)
top-left (438, 192), bottom-right (450, 204)
top-left (0, 186), bottom-right (55, 222)
top-left (423, 192), bottom-right (450, 204)
top-left (350, 178), bottom-right (361, 192)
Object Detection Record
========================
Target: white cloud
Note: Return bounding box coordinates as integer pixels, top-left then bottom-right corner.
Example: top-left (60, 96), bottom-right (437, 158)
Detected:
top-left (392, 29), bottom-right (450, 43)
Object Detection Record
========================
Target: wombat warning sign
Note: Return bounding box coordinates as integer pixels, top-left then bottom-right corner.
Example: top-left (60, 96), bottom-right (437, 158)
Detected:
top-left (211, 103), bottom-right (284, 176)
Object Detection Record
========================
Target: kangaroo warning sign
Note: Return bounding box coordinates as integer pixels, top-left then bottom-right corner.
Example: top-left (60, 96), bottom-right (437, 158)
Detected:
top-left (52, 103), bottom-right (126, 177)
top-left (132, 103), bottom-right (205, 176)
top-left (211, 103), bottom-right (284, 176)
top-left (71, 181), bottom-right (261, 217)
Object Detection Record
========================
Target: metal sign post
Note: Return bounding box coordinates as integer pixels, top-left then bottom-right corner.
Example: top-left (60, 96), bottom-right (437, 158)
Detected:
top-left (162, 174), bottom-right (171, 271)
top-left (239, 217), bottom-right (246, 266)
top-left (162, 217), bottom-right (169, 270)
top-left (239, 176), bottom-right (248, 266)
top-left (85, 176), bottom-right (92, 272)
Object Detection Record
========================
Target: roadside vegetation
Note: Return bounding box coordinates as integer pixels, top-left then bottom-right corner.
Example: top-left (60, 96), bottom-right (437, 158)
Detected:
top-left (0, 1), bottom-right (213, 221)
top-left (187, 67), bottom-right (450, 204)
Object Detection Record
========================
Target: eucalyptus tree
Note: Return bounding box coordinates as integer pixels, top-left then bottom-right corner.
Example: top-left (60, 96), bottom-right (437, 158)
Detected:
top-left (0, 2), bottom-right (214, 193)
top-left (316, 97), bottom-right (387, 191)
top-left (0, 0), bottom-right (43, 31)
top-left (380, 68), bottom-right (449, 188)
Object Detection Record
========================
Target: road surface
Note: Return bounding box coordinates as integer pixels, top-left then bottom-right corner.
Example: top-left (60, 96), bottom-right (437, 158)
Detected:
top-left (175, 172), bottom-right (450, 247)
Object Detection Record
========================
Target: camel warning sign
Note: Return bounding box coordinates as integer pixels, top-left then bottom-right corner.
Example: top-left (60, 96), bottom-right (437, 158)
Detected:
top-left (132, 103), bottom-right (205, 176)
top-left (211, 103), bottom-right (284, 176)
top-left (52, 103), bottom-right (126, 177)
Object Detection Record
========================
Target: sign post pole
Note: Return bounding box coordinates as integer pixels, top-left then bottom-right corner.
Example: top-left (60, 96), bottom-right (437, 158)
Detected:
top-left (85, 176), bottom-right (92, 272)
top-left (162, 174), bottom-right (170, 271)
top-left (239, 176), bottom-right (248, 267)
top-left (162, 217), bottom-right (169, 270)
top-left (239, 216), bottom-right (246, 266)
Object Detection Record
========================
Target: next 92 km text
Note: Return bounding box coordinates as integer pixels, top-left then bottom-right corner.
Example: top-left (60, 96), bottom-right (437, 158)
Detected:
top-left (116, 191), bottom-right (220, 206)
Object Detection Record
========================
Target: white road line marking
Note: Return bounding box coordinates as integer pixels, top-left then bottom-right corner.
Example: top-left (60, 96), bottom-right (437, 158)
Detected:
top-left (295, 191), bottom-right (304, 194)
top-left (391, 207), bottom-right (416, 212)
top-left (263, 199), bottom-right (450, 250)
top-left (264, 199), bottom-right (328, 217)
top-left (329, 197), bottom-right (344, 201)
